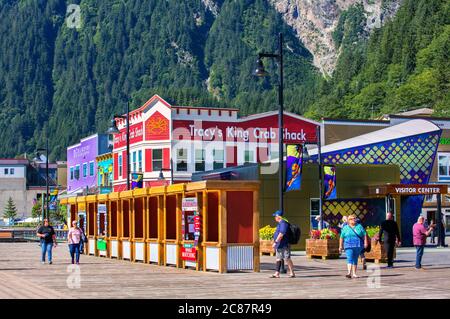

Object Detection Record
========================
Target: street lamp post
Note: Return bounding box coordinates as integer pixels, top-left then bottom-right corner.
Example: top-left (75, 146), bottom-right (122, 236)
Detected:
top-left (108, 101), bottom-right (131, 190)
top-left (253, 32), bottom-right (284, 214)
top-left (316, 126), bottom-right (323, 230)
top-left (37, 139), bottom-right (50, 221)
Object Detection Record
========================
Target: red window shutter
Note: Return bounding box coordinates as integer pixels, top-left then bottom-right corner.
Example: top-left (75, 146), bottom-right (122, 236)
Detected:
top-left (122, 150), bottom-right (127, 178)
top-left (163, 148), bottom-right (170, 169)
top-left (113, 153), bottom-right (118, 180)
top-left (145, 149), bottom-right (152, 172)
top-left (226, 146), bottom-right (237, 167)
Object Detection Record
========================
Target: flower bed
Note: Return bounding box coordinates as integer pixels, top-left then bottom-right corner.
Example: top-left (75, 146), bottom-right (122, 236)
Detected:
top-left (306, 228), bottom-right (340, 260)
top-left (363, 226), bottom-right (396, 263)
top-left (259, 225), bottom-right (276, 255)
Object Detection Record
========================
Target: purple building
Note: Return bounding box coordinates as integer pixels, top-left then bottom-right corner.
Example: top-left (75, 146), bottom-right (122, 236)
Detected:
top-left (67, 134), bottom-right (110, 195)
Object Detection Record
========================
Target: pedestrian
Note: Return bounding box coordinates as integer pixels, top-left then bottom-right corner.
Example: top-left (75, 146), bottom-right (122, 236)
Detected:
top-left (339, 214), bottom-right (368, 278)
top-left (68, 220), bottom-right (82, 265)
top-left (36, 218), bottom-right (57, 264)
top-left (378, 211), bottom-right (401, 268)
top-left (79, 225), bottom-right (87, 254)
top-left (315, 215), bottom-right (329, 230)
top-left (413, 216), bottom-right (435, 270)
top-left (270, 210), bottom-right (295, 278)
top-left (430, 219), bottom-right (436, 244)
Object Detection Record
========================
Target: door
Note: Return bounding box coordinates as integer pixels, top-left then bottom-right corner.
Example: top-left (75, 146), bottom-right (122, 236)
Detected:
top-left (445, 212), bottom-right (450, 235)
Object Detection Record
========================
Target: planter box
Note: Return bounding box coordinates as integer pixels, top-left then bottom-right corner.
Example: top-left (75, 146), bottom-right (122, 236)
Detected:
top-left (260, 239), bottom-right (274, 256)
top-left (306, 239), bottom-right (340, 259)
top-left (363, 240), bottom-right (396, 263)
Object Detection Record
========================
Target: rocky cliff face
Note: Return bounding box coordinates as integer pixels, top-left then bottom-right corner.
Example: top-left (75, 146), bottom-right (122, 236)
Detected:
top-left (270, 0), bottom-right (403, 76)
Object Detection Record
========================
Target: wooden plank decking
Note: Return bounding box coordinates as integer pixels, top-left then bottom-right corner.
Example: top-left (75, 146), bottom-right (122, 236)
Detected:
top-left (1, 242), bottom-right (450, 299)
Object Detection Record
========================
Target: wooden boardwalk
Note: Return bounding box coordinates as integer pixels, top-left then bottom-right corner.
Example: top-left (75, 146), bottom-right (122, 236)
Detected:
top-left (1, 242), bottom-right (450, 299)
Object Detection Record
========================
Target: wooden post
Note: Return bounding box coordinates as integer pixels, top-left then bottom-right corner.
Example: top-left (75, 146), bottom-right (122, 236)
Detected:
top-left (218, 190), bottom-right (227, 273)
top-left (130, 198), bottom-right (135, 262)
top-left (118, 199), bottom-right (123, 260)
top-left (176, 193), bottom-right (182, 268)
top-left (161, 194), bottom-right (166, 266)
top-left (253, 190), bottom-right (260, 272)
top-left (201, 191), bottom-right (208, 272)
top-left (144, 196), bottom-right (149, 263)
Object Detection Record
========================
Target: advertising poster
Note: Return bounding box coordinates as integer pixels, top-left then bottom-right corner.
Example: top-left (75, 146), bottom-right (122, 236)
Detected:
top-left (131, 173), bottom-right (143, 189)
top-left (323, 165), bottom-right (337, 200)
top-left (285, 144), bottom-right (303, 192)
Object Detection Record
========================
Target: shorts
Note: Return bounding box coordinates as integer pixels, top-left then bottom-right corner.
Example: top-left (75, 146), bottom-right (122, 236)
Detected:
top-left (276, 245), bottom-right (291, 261)
top-left (345, 247), bottom-right (363, 265)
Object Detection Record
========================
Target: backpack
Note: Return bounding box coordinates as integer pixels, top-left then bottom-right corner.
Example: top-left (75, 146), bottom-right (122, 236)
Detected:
top-left (287, 222), bottom-right (301, 245)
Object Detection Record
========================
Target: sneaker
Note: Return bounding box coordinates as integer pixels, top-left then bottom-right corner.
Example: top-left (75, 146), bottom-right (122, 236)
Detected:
top-left (48, 261), bottom-right (53, 265)
top-left (280, 269), bottom-right (287, 274)
top-left (345, 274), bottom-right (352, 279)
top-left (41, 261), bottom-right (45, 265)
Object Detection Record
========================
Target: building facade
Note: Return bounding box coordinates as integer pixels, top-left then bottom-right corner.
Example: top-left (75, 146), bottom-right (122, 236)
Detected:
top-left (96, 153), bottom-right (113, 194)
top-left (322, 112), bottom-right (450, 238)
top-left (111, 95), bottom-right (320, 191)
top-left (67, 134), bottom-right (110, 195)
top-left (0, 159), bottom-right (58, 219)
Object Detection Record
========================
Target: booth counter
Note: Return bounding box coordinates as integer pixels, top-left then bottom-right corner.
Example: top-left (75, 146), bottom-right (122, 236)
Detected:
top-left (63, 180), bottom-right (260, 273)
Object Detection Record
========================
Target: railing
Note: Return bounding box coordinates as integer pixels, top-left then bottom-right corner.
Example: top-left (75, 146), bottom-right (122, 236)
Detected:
top-left (10, 229), bottom-right (68, 242)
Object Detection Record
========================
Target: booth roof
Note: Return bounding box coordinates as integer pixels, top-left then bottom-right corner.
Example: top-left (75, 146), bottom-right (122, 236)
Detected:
top-left (308, 119), bottom-right (441, 156)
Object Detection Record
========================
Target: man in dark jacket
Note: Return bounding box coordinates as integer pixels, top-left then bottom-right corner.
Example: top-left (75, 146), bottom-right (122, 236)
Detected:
top-left (378, 212), bottom-right (401, 268)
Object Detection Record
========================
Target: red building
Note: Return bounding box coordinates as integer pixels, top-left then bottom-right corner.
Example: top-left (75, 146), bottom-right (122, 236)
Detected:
top-left (112, 95), bottom-right (320, 191)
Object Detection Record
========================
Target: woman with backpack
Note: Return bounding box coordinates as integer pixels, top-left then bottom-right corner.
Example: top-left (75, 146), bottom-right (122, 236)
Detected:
top-left (339, 214), bottom-right (368, 278)
top-left (68, 220), bottom-right (82, 265)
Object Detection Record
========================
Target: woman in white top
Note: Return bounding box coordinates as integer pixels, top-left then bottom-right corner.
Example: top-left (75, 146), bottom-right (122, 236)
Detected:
top-left (68, 220), bottom-right (82, 264)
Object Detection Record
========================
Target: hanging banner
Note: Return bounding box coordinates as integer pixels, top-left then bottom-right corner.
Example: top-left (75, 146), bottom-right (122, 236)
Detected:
top-left (131, 173), bottom-right (143, 189)
top-left (323, 165), bottom-right (337, 200)
top-left (285, 144), bottom-right (303, 192)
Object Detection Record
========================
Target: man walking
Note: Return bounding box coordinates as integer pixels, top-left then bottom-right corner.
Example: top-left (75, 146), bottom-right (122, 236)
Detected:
top-left (270, 211), bottom-right (295, 278)
top-left (413, 216), bottom-right (435, 270)
top-left (37, 219), bottom-right (57, 264)
top-left (378, 211), bottom-right (401, 268)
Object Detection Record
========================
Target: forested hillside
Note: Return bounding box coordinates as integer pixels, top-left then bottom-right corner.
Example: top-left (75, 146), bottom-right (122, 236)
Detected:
top-left (0, 0), bottom-right (448, 160)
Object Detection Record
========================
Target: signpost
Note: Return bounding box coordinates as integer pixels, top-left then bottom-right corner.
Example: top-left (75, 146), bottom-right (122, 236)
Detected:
top-left (181, 198), bottom-right (200, 265)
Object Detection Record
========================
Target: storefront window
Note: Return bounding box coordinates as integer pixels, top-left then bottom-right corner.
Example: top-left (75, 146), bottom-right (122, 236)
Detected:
top-left (176, 148), bottom-right (188, 172)
top-left (89, 161), bottom-right (94, 176)
top-left (310, 199), bottom-right (320, 229)
top-left (152, 149), bottom-right (163, 171)
top-left (83, 163), bottom-right (87, 177)
top-left (132, 151), bottom-right (137, 172)
top-left (118, 155), bottom-right (122, 177)
top-left (195, 149), bottom-right (205, 172)
top-left (70, 167), bottom-right (74, 180)
top-left (74, 165), bottom-right (80, 180)
top-left (213, 149), bottom-right (224, 170)
top-left (244, 150), bottom-right (254, 164)
top-left (138, 150), bottom-right (142, 172)
top-left (438, 153), bottom-right (450, 181)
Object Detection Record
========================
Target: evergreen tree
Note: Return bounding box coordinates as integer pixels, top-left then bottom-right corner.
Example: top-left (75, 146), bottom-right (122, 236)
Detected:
top-left (3, 197), bottom-right (18, 223)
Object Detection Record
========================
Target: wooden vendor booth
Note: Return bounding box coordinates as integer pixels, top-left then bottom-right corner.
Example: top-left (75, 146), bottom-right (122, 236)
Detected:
top-left (64, 180), bottom-right (260, 273)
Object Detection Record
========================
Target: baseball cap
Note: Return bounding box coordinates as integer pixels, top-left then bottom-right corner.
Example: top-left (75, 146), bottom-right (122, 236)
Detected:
top-left (272, 210), bottom-right (284, 217)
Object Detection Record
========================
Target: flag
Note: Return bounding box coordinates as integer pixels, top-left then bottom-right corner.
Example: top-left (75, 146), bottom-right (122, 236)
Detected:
top-left (323, 165), bottom-right (337, 200)
top-left (131, 173), bottom-right (143, 189)
top-left (285, 144), bottom-right (303, 192)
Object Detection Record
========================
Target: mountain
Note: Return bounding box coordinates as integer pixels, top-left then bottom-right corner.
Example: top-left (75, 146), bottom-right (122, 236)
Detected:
top-left (0, 0), bottom-right (448, 160)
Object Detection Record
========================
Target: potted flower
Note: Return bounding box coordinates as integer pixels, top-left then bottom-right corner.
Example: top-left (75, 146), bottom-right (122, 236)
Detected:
top-left (259, 225), bottom-right (276, 255)
top-left (306, 228), bottom-right (340, 259)
top-left (364, 226), bottom-right (395, 263)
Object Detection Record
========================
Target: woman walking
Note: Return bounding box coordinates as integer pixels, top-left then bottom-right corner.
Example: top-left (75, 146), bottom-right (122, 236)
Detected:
top-left (68, 220), bottom-right (82, 265)
top-left (339, 214), bottom-right (368, 278)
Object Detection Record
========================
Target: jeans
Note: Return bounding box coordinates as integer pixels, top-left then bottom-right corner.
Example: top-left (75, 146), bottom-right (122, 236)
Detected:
top-left (69, 243), bottom-right (80, 264)
top-left (415, 245), bottom-right (425, 269)
top-left (384, 241), bottom-right (396, 266)
top-left (41, 242), bottom-right (53, 262)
